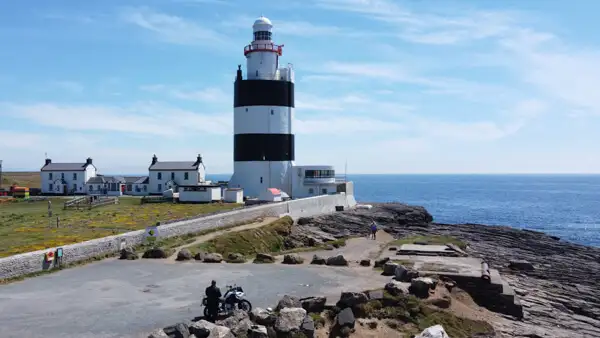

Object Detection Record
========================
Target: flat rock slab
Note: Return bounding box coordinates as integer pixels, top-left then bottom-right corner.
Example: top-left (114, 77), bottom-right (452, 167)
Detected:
top-left (0, 259), bottom-right (387, 338)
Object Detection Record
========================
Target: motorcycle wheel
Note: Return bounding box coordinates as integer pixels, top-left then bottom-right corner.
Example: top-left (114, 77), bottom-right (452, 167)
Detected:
top-left (238, 300), bottom-right (252, 313)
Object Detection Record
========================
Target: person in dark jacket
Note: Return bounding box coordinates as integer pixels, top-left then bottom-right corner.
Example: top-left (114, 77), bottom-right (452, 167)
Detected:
top-left (205, 280), bottom-right (222, 322)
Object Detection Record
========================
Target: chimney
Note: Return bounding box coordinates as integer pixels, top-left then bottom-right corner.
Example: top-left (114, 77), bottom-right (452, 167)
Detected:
top-left (196, 154), bottom-right (203, 164)
top-left (236, 65), bottom-right (242, 81)
top-left (151, 154), bottom-right (158, 165)
top-left (45, 158), bottom-right (51, 166)
top-left (86, 158), bottom-right (93, 165)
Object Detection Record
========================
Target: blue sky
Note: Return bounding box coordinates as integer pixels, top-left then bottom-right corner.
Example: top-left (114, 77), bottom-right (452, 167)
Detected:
top-left (1, 0), bottom-right (599, 174)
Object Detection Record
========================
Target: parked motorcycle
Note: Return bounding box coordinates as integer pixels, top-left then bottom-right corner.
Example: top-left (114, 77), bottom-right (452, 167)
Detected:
top-left (202, 284), bottom-right (252, 318)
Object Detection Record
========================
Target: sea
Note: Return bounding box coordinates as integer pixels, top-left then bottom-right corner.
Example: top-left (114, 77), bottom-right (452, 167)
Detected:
top-left (207, 174), bottom-right (600, 247)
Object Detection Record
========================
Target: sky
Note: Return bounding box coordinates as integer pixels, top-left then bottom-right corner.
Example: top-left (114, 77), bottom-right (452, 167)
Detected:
top-left (1, 0), bottom-right (599, 174)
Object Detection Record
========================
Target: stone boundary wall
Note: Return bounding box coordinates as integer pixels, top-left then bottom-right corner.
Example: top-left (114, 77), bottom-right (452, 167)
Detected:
top-left (0, 193), bottom-right (357, 280)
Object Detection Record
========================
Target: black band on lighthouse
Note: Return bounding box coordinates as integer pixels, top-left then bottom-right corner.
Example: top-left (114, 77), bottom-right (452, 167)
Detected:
top-left (234, 79), bottom-right (294, 107)
top-left (234, 134), bottom-right (295, 161)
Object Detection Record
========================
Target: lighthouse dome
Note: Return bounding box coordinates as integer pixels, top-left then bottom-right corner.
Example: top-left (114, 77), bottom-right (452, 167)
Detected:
top-left (253, 16), bottom-right (273, 32)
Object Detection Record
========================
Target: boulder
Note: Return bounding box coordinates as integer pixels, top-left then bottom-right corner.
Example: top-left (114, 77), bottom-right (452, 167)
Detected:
top-left (336, 292), bottom-right (368, 308)
top-left (301, 296), bottom-right (327, 313)
top-left (410, 277), bottom-right (435, 298)
top-left (336, 307), bottom-right (355, 329)
top-left (274, 307), bottom-right (307, 335)
top-left (301, 315), bottom-right (316, 338)
top-left (142, 248), bottom-right (169, 259)
top-left (253, 253), bottom-right (275, 263)
top-left (250, 308), bottom-right (277, 326)
top-left (427, 296), bottom-right (451, 309)
top-left (389, 246), bottom-right (398, 251)
top-left (148, 328), bottom-right (169, 338)
top-left (216, 310), bottom-right (251, 336)
top-left (359, 259), bottom-right (371, 267)
top-left (366, 290), bottom-right (384, 300)
top-left (382, 261), bottom-right (398, 276)
top-left (227, 252), bottom-right (246, 263)
top-left (189, 320), bottom-right (234, 338)
top-left (120, 247), bottom-right (138, 260)
top-left (194, 252), bottom-right (205, 261)
top-left (394, 264), bottom-right (407, 280)
top-left (176, 249), bottom-right (193, 261)
top-left (297, 217), bottom-right (312, 225)
top-left (310, 255), bottom-right (326, 265)
top-left (164, 322), bottom-right (190, 338)
top-left (374, 257), bottom-right (390, 268)
top-left (509, 260), bottom-right (534, 271)
top-left (248, 324), bottom-right (268, 338)
top-left (415, 324), bottom-right (450, 338)
top-left (326, 254), bottom-right (348, 266)
top-left (385, 280), bottom-right (409, 296)
top-left (275, 295), bottom-right (302, 311)
top-left (203, 253), bottom-right (223, 263)
top-left (282, 254), bottom-right (304, 265)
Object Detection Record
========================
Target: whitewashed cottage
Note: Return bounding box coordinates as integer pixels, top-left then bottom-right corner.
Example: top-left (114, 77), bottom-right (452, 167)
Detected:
top-left (40, 158), bottom-right (97, 195)
top-left (148, 154), bottom-right (206, 195)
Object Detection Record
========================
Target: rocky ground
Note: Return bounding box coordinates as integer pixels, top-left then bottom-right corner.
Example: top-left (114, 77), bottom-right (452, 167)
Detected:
top-left (288, 203), bottom-right (600, 338)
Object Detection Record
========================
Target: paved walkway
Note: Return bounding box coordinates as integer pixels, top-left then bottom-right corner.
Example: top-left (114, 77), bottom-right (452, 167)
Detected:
top-left (0, 259), bottom-right (388, 338)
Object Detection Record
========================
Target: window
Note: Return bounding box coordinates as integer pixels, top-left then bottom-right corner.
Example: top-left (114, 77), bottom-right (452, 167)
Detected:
top-left (127, 184), bottom-right (132, 192)
top-left (97, 185), bottom-right (101, 190)
top-left (246, 108), bottom-right (248, 112)
top-left (308, 188), bottom-right (314, 194)
top-left (61, 173), bottom-right (65, 179)
top-left (157, 172), bottom-right (162, 180)
top-left (89, 185), bottom-right (93, 191)
top-left (271, 109), bottom-right (274, 115)
top-left (49, 173), bottom-right (53, 180)
top-left (171, 172), bottom-right (175, 180)
top-left (73, 173), bottom-right (77, 180)
top-left (143, 185), bottom-right (147, 192)
top-left (253, 31), bottom-right (272, 41)
top-left (184, 172), bottom-right (189, 180)
top-left (260, 177), bottom-right (263, 184)
top-left (49, 183), bottom-right (53, 191)
top-left (322, 188), bottom-right (327, 195)
top-left (304, 169), bottom-right (335, 178)
top-left (158, 184), bottom-right (162, 191)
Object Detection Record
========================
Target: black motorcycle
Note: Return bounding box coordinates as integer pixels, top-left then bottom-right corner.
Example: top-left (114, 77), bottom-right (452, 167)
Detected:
top-left (202, 284), bottom-right (252, 317)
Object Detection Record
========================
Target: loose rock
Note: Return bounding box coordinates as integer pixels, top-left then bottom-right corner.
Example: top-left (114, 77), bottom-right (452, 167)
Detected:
top-left (253, 253), bottom-right (275, 263)
top-left (385, 280), bottom-right (409, 296)
top-left (275, 295), bottom-right (302, 311)
top-left (227, 252), bottom-right (245, 263)
top-left (216, 310), bottom-right (251, 336)
top-left (359, 259), bottom-right (371, 267)
top-left (148, 328), bottom-right (169, 338)
top-left (194, 252), bottom-right (205, 261)
top-left (509, 260), bottom-right (534, 271)
top-left (301, 296), bottom-right (326, 313)
top-left (119, 248), bottom-right (138, 260)
top-left (203, 253), bottom-right (223, 263)
top-left (337, 292), bottom-right (368, 308)
top-left (410, 277), bottom-right (435, 298)
top-left (142, 248), bottom-right (169, 259)
top-left (382, 261), bottom-right (398, 276)
top-left (415, 324), bottom-right (449, 338)
top-left (301, 315), bottom-right (315, 338)
top-left (310, 255), bottom-right (326, 265)
top-left (247, 324), bottom-right (268, 338)
top-left (326, 254), bottom-right (348, 266)
top-left (374, 257), bottom-right (390, 268)
top-left (274, 307), bottom-right (307, 335)
top-left (176, 249), bottom-right (192, 261)
top-left (282, 253), bottom-right (304, 265)
top-left (336, 307), bottom-right (355, 329)
top-left (164, 322), bottom-right (190, 338)
top-left (250, 308), bottom-right (276, 326)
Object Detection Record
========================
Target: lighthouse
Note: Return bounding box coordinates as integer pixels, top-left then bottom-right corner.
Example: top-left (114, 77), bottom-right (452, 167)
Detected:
top-left (228, 16), bottom-right (295, 197)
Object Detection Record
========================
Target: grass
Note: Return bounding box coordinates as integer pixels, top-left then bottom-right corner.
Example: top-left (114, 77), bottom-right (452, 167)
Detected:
top-left (0, 197), bottom-right (241, 258)
top-left (390, 235), bottom-right (467, 250)
top-left (350, 290), bottom-right (494, 338)
top-left (1, 172), bottom-right (41, 189)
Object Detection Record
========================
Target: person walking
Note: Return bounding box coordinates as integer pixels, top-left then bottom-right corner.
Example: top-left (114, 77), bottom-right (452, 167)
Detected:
top-left (370, 221), bottom-right (378, 240)
top-left (205, 280), bottom-right (222, 322)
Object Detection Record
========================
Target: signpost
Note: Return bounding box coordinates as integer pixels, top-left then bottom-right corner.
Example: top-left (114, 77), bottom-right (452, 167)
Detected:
top-left (144, 226), bottom-right (159, 246)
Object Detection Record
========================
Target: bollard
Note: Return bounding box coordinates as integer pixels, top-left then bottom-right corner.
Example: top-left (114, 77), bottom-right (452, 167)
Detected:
top-left (481, 262), bottom-right (491, 282)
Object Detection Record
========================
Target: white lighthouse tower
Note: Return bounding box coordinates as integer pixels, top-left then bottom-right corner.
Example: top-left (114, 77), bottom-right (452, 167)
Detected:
top-left (228, 16), bottom-right (295, 198)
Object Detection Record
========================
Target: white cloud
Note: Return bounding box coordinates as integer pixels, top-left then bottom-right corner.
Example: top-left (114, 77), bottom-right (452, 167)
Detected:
top-left (0, 102), bottom-right (232, 137)
top-left (120, 7), bottom-right (231, 47)
top-left (141, 85), bottom-right (229, 103)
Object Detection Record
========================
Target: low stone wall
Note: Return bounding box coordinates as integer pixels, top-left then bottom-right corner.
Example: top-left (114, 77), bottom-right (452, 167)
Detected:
top-left (0, 193), bottom-right (356, 280)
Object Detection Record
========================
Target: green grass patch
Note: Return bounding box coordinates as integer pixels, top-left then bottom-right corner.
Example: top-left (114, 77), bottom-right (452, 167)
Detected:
top-left (390, 235), bottom-right (467, 250)
top-left (350, 290), bottom-right (493, 338)
top-left (191, 216), bottom-right (294, 258)
top-left (0, 197), bottom-right (241, 258)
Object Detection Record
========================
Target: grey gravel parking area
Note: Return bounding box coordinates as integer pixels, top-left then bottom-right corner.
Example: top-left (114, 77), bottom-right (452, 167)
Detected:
top-left (0, 259), bottom-right (387, 338)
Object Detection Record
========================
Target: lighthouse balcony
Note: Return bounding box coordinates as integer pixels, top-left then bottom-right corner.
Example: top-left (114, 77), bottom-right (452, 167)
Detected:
top-left (244, 43), bottom-right (283, 56)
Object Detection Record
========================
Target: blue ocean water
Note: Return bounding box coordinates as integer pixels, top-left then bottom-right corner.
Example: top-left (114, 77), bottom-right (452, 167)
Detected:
top-left (208, 174), bottom-right (600, 247)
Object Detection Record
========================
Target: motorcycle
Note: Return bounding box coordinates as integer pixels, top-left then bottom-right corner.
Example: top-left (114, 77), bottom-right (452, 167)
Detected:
top-left (202, 284), bottom-right (252, 318)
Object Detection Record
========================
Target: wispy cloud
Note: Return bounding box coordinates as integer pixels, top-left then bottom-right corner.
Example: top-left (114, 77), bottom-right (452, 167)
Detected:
top-left (140, 85), bottom-right (229, 103)
top-left (220, 14), bottom-right (354, 37)
top-left (120, 7), bottom-right (230, 47)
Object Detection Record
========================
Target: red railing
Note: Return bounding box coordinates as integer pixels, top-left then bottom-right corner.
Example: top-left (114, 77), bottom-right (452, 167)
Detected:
top-left (244, 43), bottom-right (283, 56)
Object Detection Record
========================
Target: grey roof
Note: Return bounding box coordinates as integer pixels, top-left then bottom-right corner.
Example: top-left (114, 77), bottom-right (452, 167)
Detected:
top-left (134, 176), bottom-right (149, 184)
top-left (123, 176), bottom-right (143, 184)
top-left (85, 175), bottom-right (126, 184)
top-left (41, 163), bottom-right (91, 171)
top-left (149, 161), bottom-right (200, 171)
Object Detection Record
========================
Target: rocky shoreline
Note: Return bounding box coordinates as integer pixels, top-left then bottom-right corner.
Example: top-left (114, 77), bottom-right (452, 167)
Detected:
top-left (289, 203), bottom-right (600, 338)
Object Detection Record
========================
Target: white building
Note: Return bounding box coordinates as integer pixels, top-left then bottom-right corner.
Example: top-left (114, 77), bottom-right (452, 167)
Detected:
top-left (224, 188), bottom-right (244, 203)
top-left (40, 158), bottom-right (97, 195)
top-left (148, 154), bottom-right (206, 195)
top-left (228, 16), bottom-right (341, 199)
top-left (178, 185), bottom-right (222, 203)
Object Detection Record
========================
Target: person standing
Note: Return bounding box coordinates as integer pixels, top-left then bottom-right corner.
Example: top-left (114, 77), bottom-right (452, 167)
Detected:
top-left (205, 280), bottom-right (222, 322)
top-left (370, 221), bottom-right (378, 240)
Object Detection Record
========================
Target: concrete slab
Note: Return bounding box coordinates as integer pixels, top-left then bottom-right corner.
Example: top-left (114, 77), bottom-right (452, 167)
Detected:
top-left (398, 244), bottom-right (461, 257)
top-left (0, 259), bottom-right (388, 338)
